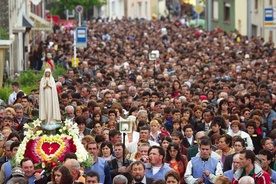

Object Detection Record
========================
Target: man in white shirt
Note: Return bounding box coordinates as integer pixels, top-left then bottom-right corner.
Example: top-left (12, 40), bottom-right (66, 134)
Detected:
top-left (127, 126), bottom-right (159, 155)
top-left (8, 82), bottom-right (22, 105)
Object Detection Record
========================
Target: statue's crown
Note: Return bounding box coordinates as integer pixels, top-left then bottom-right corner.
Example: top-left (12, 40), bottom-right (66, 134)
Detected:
top-left (45, 63), bottom-right (51, 69)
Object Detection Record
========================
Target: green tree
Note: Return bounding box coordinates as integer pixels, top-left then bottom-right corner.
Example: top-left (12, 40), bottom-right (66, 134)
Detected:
top-left (0, 28), bottom-right (9, 40)
top-left (49, 0), bottom-right (106, 19)
top-left (60, 0), bottom-right (106, 10)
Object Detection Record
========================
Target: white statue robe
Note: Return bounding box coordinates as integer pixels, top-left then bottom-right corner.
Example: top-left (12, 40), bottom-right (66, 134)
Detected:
top-left (39, 69), bottom-right (61, 124)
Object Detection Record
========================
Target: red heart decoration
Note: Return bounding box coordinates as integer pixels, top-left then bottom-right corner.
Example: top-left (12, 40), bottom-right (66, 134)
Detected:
top-left (41, 142), bottom-right (60, 155)
top-left (24, 136), bottom-right (76, 164)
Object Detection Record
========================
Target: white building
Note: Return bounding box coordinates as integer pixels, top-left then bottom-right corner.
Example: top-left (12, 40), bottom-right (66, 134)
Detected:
top-left (126, 0), bottom-right (151, 20)
top-left (93, 0), bottom-right (125, 20)
top-left (251, 0), bottom-right (275, 44)
top-left (9, 0), bottom-right (34, 74)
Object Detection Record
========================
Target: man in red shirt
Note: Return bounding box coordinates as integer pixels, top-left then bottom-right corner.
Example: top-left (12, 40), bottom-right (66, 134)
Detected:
top-left (232, 150), bottom-right (270, 184)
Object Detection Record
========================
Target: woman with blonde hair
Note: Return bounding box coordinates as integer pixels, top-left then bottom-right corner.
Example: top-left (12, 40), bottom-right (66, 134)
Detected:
top-left (215, 175), bottom-right (232, 184)
top-left (149, 119), bottom-right (162, 144)
top-left (5, 107), bottom-right (15, 118)
top-left (81, 135), bottom-right (95, 148)
top-left (227, 120), bottom-right (253, 150)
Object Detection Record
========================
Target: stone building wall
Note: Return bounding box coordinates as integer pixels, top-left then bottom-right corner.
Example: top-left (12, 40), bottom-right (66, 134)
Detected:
top-left (0, 0), bottom-right (9, 31)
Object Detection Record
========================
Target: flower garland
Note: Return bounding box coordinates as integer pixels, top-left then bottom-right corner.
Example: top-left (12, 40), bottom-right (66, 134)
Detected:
top-left (15, 119), bottom-right (93, 174)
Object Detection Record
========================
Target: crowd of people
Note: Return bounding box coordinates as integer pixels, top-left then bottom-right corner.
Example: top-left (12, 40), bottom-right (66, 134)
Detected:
top-left (0, 15), bottom-right (276, 184)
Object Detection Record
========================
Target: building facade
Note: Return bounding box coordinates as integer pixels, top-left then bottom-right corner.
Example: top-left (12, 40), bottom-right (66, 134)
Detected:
top-left (234, 0), bottom-right (247, 36)
top-left (126, 0), bottom-right (151, 19)
top-left (210, 0), bottom-right (235, 33)
top-left (151, 0), bottom-right (167, 19)
top-left (108, 0), bottom-right (125, 19)
top-left (208, 0), bottom-right (275, 44)
top-left (9, 0), bottom-right (34, 74)
top-left (251, 0), bottom-right (275, 43)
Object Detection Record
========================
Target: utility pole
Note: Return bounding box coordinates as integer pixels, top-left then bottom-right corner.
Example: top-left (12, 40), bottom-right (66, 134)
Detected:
top-left (207, 0), bottom-right (212, 31)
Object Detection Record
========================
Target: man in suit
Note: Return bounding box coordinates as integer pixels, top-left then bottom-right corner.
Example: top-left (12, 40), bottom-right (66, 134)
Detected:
top-left (130, 160), bottom-right (154, 184)
top-left (13, 103), bottom-right (31, 132)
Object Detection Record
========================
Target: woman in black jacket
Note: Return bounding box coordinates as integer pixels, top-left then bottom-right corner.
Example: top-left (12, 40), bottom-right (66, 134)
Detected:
top-left (246, 119), bottom-right (263, 154)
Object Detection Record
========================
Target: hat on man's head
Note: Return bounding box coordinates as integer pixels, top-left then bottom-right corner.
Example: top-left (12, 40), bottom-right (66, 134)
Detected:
top-left (11, 167), bottom-right (25, 177)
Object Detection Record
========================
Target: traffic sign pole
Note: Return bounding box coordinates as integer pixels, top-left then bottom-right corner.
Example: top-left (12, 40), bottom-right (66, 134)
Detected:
top-left (76, 5), bottom-right (83, 27)
top-left (74, 29), bottom-right (77, 68)
top-left (194, 1), bottom-right (203, 27)
top-left (196, 0), bottom-right (199, 26)
top-left (79, 13), bottom-right (81, 27)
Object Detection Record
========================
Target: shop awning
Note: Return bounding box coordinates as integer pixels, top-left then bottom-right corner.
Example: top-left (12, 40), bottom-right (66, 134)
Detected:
top-left (29, 12), bottom-right (52, 31)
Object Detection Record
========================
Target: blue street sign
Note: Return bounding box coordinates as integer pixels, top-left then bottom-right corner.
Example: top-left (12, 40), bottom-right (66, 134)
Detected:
top-left (75, 5), bottom-right (83, 14)
top-left (76, 27), bottom-right (87, 48)
top-left (264, 8), bottom-right (274, 22)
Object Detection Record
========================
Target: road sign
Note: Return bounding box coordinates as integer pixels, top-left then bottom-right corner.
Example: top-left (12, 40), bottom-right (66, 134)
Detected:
top-left (76, 27), bottom-right (87, 48)
top-left (71, 58), bottom-right (79, 67)
top-left (75, 5), bottom-right (83, 14)
top-left (194, 5), bottom-right (204, 14)
top-left (264, 8), bottom-right (273, 21)
top-left (264, 8), bottom-right (276, 29)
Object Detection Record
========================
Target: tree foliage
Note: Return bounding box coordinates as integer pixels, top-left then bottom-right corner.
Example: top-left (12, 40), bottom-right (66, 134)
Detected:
top-left (0, 28), bottom-right (9, 40)
top-left (49, 0), bottom-right (106, 18)
top-left (56, 0), bottom-right (105, 10)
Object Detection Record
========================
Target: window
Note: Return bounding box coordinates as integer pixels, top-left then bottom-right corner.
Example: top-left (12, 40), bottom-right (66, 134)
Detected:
top-left (111, 1), bottom-right (115, 15)
top-left (260, 27), bottom-right (262, 37)
top-left (138, 2), bottom-right (142, 17)
top-left (252, 24), bottom-right (257, 36)
top-left (145, 1), bottom-right (148, 17)
top-left (224, 3), bottom-right (231, 22)
top-left (131, 3), bottom-right (135, 18)
top-left (254, 0), bottom-right (258, 10)
top-left (269, 0), bottom-right (272, 5)
top-left (269, 31), bottom-right (273, 40)
top-left (212, 0), bottom-right (218, 20)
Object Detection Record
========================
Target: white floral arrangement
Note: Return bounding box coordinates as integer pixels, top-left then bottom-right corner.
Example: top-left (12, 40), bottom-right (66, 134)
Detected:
top-left (15, 119), bottom-right (93, 171)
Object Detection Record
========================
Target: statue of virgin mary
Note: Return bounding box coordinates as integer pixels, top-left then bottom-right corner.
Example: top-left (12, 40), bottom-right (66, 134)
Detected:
top-left (39, 68), bottom-right (61, 124)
